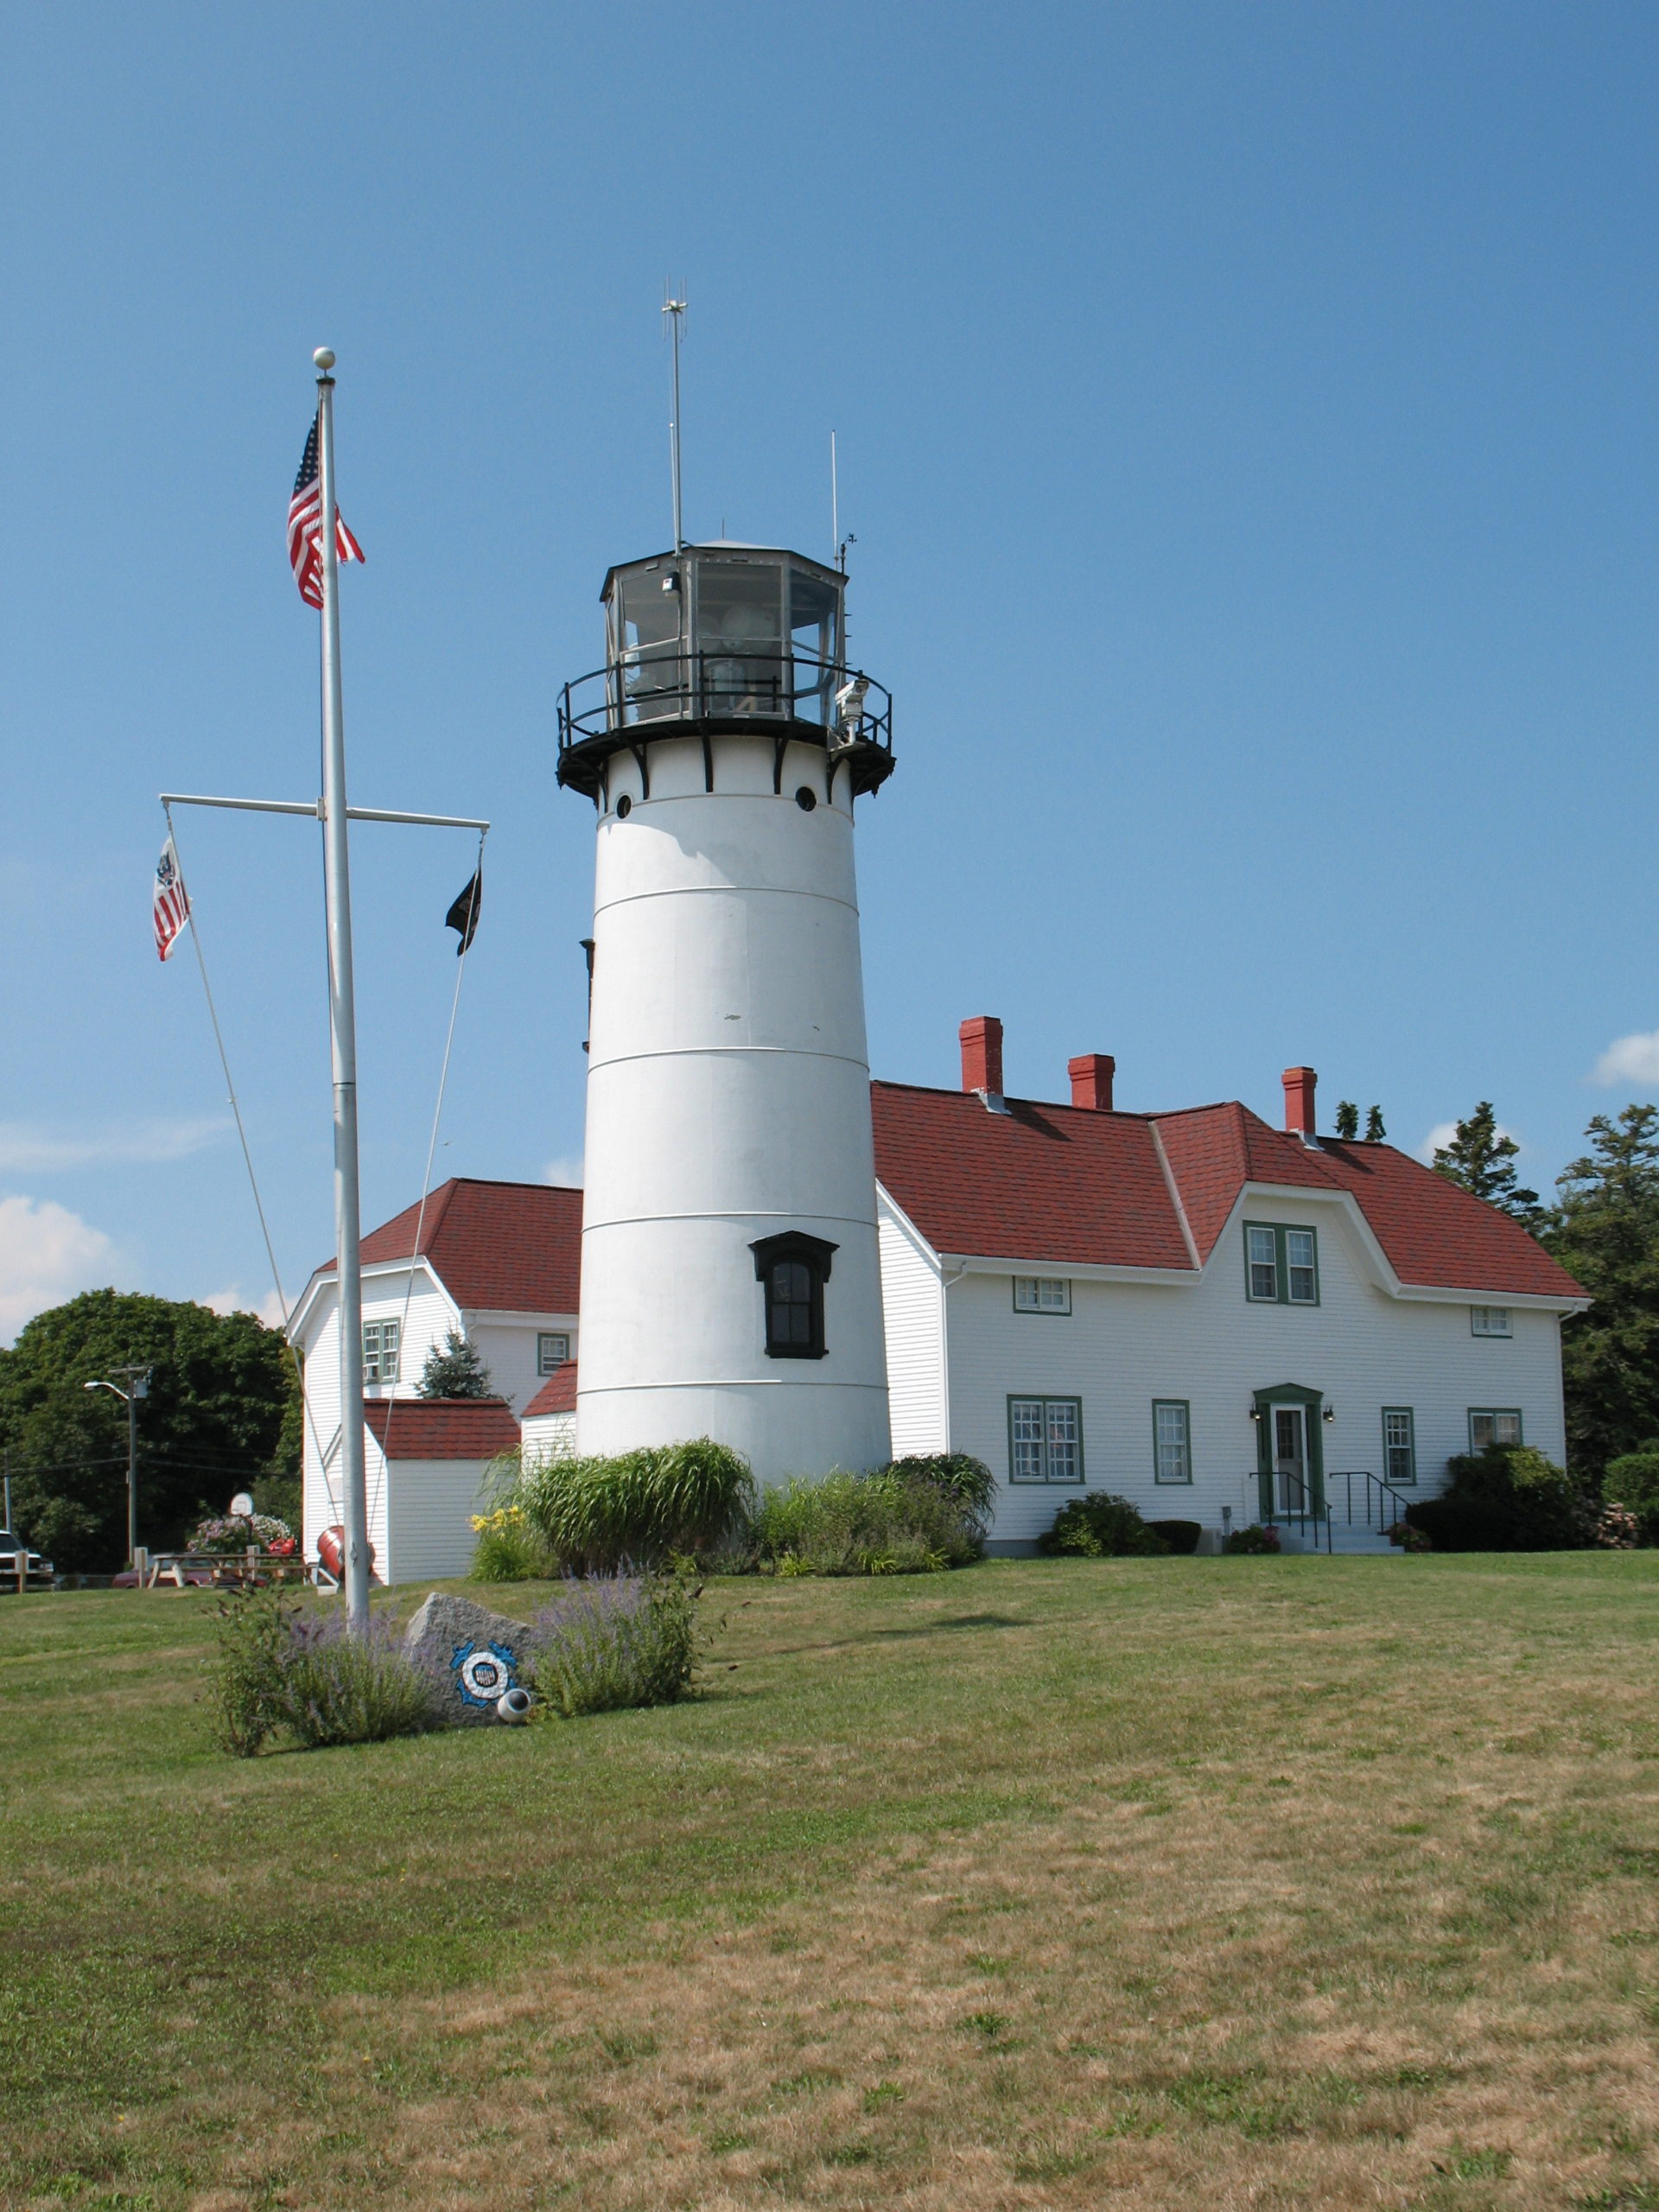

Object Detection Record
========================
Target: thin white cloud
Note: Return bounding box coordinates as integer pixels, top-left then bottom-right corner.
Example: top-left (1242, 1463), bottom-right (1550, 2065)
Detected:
top-left (0, 1118), bottom-right (228, 1172)
top-left (1417, 1122), bottom-right (1459, 1164)
top-left (1592, 1032), bottom-right (1659, 1090)
top-left (0, 1196), bottom-right (116, 1343)
top-left (544, 1154), bottom-right (584, 1188)
top-left (203, 1286), bottom-right (289, 1331)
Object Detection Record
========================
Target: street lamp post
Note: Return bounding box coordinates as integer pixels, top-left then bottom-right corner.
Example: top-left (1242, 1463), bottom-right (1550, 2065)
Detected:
top-left (84, 1368), bottom-right (151, 1566)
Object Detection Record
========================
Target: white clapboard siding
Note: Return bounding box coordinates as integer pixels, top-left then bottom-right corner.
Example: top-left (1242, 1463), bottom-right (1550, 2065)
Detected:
top-left (521, 1411), bottom-right (576, 1461)
top-left (468, 1317), bottom-right (580, 1416)
top-left (876, 1188), bottom-right (949, 1459)
top-left (384, 1458), bottom-right (496, 1585)
top-left (941, 1190), bottom-right (1569, 1548)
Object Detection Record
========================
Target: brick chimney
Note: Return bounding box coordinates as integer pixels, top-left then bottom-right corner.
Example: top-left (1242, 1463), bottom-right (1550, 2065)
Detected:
top-left (1068, 1053), bottom-right (1115, 1111)
top-left (960, 1016), bottom-right (1004, 1101)
top-left (1282, 1065), bottom-right (1318, 1139)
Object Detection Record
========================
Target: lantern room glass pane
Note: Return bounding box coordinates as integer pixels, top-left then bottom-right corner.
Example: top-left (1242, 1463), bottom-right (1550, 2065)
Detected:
top-left (614, 569), bottom-right (683, 724)
top-left (789, 568), bottom-right (841, 725)
top-left (696, 560), bottom-right (785, 715)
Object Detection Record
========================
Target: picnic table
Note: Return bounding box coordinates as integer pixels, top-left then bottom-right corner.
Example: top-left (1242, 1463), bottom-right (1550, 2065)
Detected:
top-left (130, 1548), bottom-right (327, 1591)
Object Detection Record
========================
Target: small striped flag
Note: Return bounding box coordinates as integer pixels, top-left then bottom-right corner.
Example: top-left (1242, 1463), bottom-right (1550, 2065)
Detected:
top-left (287, 412), bottom-right (365, 609)
top-left (153, 836), bottom-right (190, 962)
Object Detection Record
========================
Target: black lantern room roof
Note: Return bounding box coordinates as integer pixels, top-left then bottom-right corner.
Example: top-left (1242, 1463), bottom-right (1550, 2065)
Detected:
top-left (557, 542), bottom-right (893, 803)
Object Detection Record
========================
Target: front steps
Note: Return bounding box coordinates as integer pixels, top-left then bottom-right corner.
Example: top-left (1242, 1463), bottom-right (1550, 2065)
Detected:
top-left (1277, 1522), bottom-right (1402, 1557)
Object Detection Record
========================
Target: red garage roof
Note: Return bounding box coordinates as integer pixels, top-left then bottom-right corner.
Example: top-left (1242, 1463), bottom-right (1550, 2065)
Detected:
top-left (523, 1362), bottom-right (577, 1418)
top-left (317, 1179), bottom-right (582, 1314)
top-left (363, 1397), bottom-right (522, 1462)
top-left (872, 1083), bottom-right (1585, 1301)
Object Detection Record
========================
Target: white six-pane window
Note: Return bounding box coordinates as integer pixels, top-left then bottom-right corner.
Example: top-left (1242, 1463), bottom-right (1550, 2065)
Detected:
top-left (362, 1318), bottom-right (400, 1383)
top-left (1470, 1409), bottom-right (1522, 1450)
top-left (1382, 1408), bottom-right (1415, 1485)
top-left (1014, 1277), bottom-right (1071, 1313)
top-left (1247, 1226), bottom-right (1278, 1300)
top-left (1154, 1400), bottom-right (1192, 1484)
top-left (1470, 1306), bottom-right (1512, 1338)
top-left (1009, 1396), bottom-right (1083, 1483)
top-left (537, 1332), bottom-right (570, 1374)
top-left (1286, 1230), bottom-right (1317, 1304)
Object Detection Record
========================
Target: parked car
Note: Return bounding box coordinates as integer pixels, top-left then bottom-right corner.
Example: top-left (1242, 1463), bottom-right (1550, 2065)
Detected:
top-left (0, 1532), bottom-right (54, 1589)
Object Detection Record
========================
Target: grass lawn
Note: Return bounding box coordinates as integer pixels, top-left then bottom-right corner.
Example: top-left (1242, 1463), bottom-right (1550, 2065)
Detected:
top-left (4, 1556), bottom-right (1659, 2210)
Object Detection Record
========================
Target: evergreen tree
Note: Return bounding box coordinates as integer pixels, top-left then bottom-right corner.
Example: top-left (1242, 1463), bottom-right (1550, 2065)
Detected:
top-left (1334, 1101), bottom-right (1359, 1140)
top-left (1540, 1104), bottom-right (1659, 1476)
top-left (0, 1291), bottom-right (297, 1571)
top-left (1365, 1105), bottom-right (1386, 1142)
top-left (417, 1328), bottom-right (495, 1402)
top-left (1432, 1102), bottom-right (1540, 1222)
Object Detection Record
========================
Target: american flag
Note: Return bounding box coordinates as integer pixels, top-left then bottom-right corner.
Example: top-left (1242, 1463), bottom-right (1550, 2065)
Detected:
top-left (153, 836), bottom-right (190, 962)
top-left (287, 412), bottom-right (365, 609)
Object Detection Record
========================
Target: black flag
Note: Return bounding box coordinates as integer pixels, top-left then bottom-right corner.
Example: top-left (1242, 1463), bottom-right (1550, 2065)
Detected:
top-left (445, 868), bottom-right (482, 956)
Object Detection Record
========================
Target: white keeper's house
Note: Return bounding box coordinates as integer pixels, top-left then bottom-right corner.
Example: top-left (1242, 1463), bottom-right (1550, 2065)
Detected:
top-left (296, 1024), bottom-right (1586, 1576)
top-left (294, 533), bottom-right (1587, 1578)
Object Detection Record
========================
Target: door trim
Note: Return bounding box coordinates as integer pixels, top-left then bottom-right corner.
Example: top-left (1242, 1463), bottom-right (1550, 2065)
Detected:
top-left (1254, 1382), bottom-right (1325, 1520)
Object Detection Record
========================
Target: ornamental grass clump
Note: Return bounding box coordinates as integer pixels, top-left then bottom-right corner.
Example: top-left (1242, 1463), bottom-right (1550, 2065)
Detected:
top-left (207, 1589), bottom-right (433, 1758)
top-left (524, 1568), bottom-right (704, 1717)
top-left (750, 1457), bottom-right (991, 1576)
top-left (518, 1438), bottom-right (754, 1573)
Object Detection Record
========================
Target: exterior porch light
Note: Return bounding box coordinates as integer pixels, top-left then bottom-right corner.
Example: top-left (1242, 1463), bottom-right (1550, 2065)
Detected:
top-left (1248, 1407), bottom-right (1261, 1422)
top-left (1322, 1404), bottom-right (1337, 1422)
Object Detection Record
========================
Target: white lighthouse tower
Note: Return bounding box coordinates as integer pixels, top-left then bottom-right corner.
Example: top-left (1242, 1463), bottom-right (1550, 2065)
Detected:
top-left (558, 543), bottom-right (896, 1480)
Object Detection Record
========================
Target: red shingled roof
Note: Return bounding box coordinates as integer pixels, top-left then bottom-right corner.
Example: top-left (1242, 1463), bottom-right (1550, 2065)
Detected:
top-left (523, 1362), bottom-right (577, 1418)
top-left (1311, 1135), bottom-right (1584, 1300)
top-left (320, 1179), bottom-right (582, 1313)
top-left (871, 1082), bottom-right (1585, 1301)
top-left (870, 1083), bottom-right (1192, 1271)
top-left (1152, 1101), bottom-right (1347, 1257)
top-left (362, 1397), bottom-right (522, 1461)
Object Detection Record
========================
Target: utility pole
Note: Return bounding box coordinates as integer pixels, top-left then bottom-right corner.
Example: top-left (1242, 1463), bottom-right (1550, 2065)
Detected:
top-left (84, 1367), bottom-right (151, 1565)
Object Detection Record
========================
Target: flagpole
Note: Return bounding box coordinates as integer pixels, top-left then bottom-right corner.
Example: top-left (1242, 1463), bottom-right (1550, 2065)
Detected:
top-left (313, 346), bottom-right (371, 1638)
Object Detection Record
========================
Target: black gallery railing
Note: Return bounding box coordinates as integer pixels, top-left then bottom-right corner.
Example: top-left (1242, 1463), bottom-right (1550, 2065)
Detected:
top-left (557, 648), bottom-right (893, 760)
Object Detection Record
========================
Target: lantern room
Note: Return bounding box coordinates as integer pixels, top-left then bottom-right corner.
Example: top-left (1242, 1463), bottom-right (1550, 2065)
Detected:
top-left (556, 543), bottom-right (893, 801)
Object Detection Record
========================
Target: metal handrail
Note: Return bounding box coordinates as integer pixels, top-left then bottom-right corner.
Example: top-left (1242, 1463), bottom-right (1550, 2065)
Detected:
top-left (1262, 1471), bottom-right (1334, 1554)
top-left (1328, 1470), bottom-right (1415, 1535)
top-left (557, 647), bottom-right (893, 757)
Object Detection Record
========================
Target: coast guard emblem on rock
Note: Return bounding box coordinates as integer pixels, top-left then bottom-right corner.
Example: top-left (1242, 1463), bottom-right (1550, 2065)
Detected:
top-left (451, 1639), bottom-right (517, 1707)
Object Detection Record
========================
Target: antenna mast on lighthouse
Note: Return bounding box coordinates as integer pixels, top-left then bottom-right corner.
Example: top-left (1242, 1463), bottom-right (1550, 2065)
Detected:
top-left (663, 289), bottom-right (687, 551)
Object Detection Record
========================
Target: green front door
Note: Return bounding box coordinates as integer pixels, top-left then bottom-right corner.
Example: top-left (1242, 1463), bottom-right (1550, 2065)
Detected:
top-left (1254, 1384), bottom-right (1326, 1520)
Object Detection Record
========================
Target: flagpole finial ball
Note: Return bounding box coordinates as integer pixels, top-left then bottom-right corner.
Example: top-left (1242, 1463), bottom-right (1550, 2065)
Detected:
top-left (313, 347), bottom-right (336, 372)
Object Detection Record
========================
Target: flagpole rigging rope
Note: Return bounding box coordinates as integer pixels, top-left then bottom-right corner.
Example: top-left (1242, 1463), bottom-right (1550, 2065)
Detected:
top-left (164, 803), bottom-right (342, 1530)
top-left (375, 830), bottom-right (488, 1501)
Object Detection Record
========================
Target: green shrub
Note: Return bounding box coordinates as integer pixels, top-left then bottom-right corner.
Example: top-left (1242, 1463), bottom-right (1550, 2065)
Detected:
top-left (880, 1454), bottom-right (996, 1538)
top-left (1407, 1445), bottom-right (1591, 1553)
top-left (1147, 1519), bottom-right (1202, 1554)
top-left (1039, 1492), bottom-right (1168, 1558)
top-left (518, 1438), bottom-right (755, 1573)
top-left (524, 1568), bottom-right (704, 1716)
top-left (206, 1587), bottom-right (293, 1757)
top-left (1603, 1444), bottom-right (1659, 1544)
top-left (207, 1591), bottom-right (433, 1757)
top-left (750, 1465), bottom-right (982, 1575)
top-left (1224, 1523), bottom-right (1281, 1555)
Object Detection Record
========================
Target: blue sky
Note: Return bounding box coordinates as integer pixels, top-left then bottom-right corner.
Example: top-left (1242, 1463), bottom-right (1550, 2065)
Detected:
top-left (3, 3), bottom-right (1655, 1339)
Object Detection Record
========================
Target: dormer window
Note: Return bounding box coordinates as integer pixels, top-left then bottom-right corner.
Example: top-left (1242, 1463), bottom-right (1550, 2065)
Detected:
top-left (1244, 1223), bottom-right (1319, 1306)
top-left (751, 1231), bottom-right (838, 1360)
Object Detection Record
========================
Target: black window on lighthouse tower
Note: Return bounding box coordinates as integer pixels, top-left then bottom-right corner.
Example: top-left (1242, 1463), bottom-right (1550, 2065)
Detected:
top-left (751, 1230), bottom-right (838, 1360)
